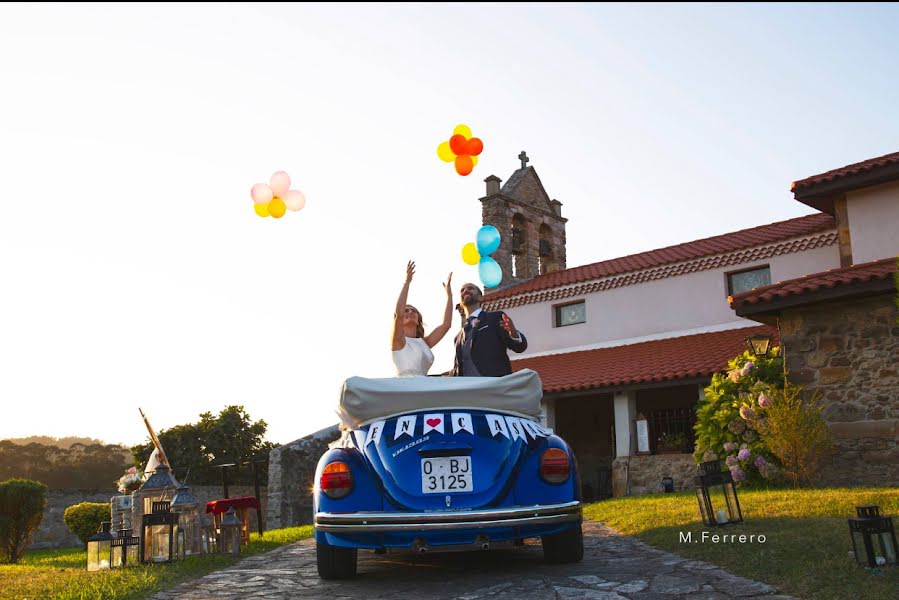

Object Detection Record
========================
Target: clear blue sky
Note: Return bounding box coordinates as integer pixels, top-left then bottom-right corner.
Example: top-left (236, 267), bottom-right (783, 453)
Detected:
top-left (1, 3), bottom-right (897, 447)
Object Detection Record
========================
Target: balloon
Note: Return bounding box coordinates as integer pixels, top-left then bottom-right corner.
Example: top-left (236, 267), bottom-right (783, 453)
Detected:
top-left (476, 225), bottom-right (501, 256)
top-left (466, 137), bottom-right (483, 156)
top-left (478, 256), bottom-right (502, 288)
top-left (436, 141), bottom-right (455, 162)
top-left (269, 197), bottom-right (286, 218)
top-left (254, 202), bottom-right (270, 217)
top-left (270, 171), bottom-right (291, 198)
top-left (453, 124), bottom-right (472, 139)
top-left (284, 190), bottom-right (306, 211)
top-left (454, 154), bottom-right (473, 176)
top-left (461, 242), bottom-right (480, 265)
top-left (251, 183), bottom-right (273, 205)
top-left (471, 154), bottom-right (478, 168)
top-left (449, 134), bottom-right (468, 156)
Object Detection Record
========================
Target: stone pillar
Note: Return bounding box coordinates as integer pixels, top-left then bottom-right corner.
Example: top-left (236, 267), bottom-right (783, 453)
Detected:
top-left (613, 390), bottom-right (637, 458)
top-left (542, 397), bottom-right (556, 431)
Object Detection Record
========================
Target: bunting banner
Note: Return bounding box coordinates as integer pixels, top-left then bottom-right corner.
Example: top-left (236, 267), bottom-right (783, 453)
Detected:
top-left (358, 412), bottom-right (549, 448)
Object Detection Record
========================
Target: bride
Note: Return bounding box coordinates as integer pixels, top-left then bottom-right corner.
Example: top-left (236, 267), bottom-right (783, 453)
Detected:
top-left (391, 261), bottom-right (453, 376)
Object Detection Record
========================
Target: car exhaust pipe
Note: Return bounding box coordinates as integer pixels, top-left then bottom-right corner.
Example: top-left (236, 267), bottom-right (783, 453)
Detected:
top-left (413, 538), bottom-right (428, 554)
top-left (476, 535), bottom-right (490, 550)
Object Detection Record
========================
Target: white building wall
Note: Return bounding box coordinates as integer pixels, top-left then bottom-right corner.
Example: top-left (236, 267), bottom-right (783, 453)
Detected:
top-left (846, 180), bottom-right (899, 264)
top-left (508, 239), bottom-right (838, 357)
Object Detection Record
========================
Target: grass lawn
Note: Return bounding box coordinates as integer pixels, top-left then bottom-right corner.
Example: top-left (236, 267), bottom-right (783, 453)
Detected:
top-left (584, 487), bottom-right (899, 600)
top-left (0, 525), bottom-right (313, 600)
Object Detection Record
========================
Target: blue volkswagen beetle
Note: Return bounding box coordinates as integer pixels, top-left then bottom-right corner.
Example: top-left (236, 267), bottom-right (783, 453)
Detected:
top-left (313, 370), bottom-right (583, 579)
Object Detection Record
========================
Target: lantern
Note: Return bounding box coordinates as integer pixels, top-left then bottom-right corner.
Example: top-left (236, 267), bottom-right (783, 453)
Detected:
top-left (662, 476), bottom-right (675, 493)
top-left (87, 521), bottom-right (114, 572)
top-left (200, 514), bottom-right (218, 554)
top-left (110, 525), bottom-right (140, 568)
top-left (848, 505), bottom-right (898, 568)
top-left (219, 507), bottom-right (242, 556)
top-left (171, 486), bottom-right (203, 556)
top-left (141, 501), bottom-right (183, 564)
top-left (745, 333), bottom-right (772, 357)
top-left (694, 460), bottom-right (743, 526)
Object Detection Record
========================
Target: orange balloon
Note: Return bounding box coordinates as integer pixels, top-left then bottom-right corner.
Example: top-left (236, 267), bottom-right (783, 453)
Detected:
top-left (269, 197), bottom-right (287, 218)
top-left (455, 155), bottom-right (474, 176)
top-left (466, 137), bottom-right (483, 156)
top-left (449, 134), bottom-right (468, 156)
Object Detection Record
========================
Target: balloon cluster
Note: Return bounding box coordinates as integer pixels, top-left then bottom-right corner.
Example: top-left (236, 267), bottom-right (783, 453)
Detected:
top-left (250, 171), bottom-right (306, 219)
top-left (462, 225), bottom-right (503, 288)
top-left (437, 124), bottom-right (484, 176)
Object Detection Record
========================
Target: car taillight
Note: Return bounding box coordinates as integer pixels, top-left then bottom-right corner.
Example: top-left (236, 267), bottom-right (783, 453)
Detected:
top-left (320, 462), bottom-right (353, 499)
top-left (540, 448), bottom-right (570, 483)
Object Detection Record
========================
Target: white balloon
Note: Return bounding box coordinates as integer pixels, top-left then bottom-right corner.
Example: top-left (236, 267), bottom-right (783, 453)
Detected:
top-left (250, 183), bottom-right (273, 205)
top-left (270, 171), bottom-right (291, 198)
top-left (284, 190), bottom-right (306, 212)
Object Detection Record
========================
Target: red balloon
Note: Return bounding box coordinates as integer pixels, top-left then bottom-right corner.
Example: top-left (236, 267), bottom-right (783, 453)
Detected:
top-left (455, 155), bottom-right (474, 176)
top-left (466, 137), bottom-right (483, 156)
top-left (449, 134), bottom-right (468, 156)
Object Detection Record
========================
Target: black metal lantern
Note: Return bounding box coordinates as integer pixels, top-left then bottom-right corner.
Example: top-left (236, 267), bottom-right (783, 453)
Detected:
top-left (848, 505), bottom-right (898, 568)
top-left (141, 501), bottom-right (183, 564)
top-left (87, 521), bottom-right (114, 571)
top-left (745, 333), bottom-right (772, 357)
top-left (219, 507), bottom-right (242, 556)
top-left (694, 461), bottom-right (743, 526)
top-left (662, 477), bottom-right (675, 493)
top-left (110, 526), bottom-right (140, 568)
top-left (171, 486), bottom-right (203, 556)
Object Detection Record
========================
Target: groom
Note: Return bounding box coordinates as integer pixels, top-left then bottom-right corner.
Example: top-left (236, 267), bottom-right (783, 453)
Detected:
top-left (452, 283), bottom-right (528, 377)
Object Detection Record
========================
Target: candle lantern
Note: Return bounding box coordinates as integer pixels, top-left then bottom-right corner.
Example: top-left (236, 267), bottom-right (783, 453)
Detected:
top-left (171, 486), bottom-right (203, 556)
top-left (848, 505), bottom-right (898, 568)
top-left (200, 514), bottom-right (218, 554)
top-left (86, 521), bottom-right (114, 572)
top-left (219, 508), bottom-right (242, 556)
top-left (141, 500), bottom-right (183, 564)
top-left (110, 525), bottom-right (140, 568)
top-left (694, 460), bottom-right (743, 526)
top-left (662, 477), bottom-right (675, 493)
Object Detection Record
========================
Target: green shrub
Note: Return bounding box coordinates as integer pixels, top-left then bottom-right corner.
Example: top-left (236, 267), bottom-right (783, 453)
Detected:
top-left (63, 502), bottom-right (110, 547)
top-left (693, 347), bottom-right (784, 485)
top-left (759, 381), bottom-right (834, 488)
top-left (0, 478), bottom-right (48, 564)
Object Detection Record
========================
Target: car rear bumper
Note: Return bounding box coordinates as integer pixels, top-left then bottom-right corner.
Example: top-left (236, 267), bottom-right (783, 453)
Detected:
top-left (314, 500), bottom-right (581, 533)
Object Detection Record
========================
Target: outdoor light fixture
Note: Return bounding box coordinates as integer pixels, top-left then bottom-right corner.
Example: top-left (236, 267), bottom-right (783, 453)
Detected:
top-left (86, 521), bottom-right (114, 572)
top-left (171, 485), bottom-right (203, 556)
top-left (141, 501), bottom-right (184, 564)
top-left (694, 461), bottom-right (743, 527)
top-left (848, 505), bottom-right (898, 568)
top-left (110, 525), bottom-right (140, 568)
top-left (745, 333), bottom-right (772, 357)
top-left (200, 514), bottom-right (218, 554)
top-left (662, 476), bottom-right (675, 493)
top-left (219, 507), bottom-right (242, 556)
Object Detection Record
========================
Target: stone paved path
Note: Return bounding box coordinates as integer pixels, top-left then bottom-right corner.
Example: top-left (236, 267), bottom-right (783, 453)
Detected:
top-left (152, 521), bottom-right (798, 599)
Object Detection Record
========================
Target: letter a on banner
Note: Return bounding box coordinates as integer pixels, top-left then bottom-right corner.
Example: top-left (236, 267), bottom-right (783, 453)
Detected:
top-left (486, 414), bottom-right (510, 438)
top-left (395, 415), bottom-right (417, 440)
top-left (521, 419), bottom-right (546, 440)
top-left (366, 420), bottom-right (385, 447)
top-left (504, 416), bottom-right (527, 441)
top-left (451, 413), bottom-right (474, 435)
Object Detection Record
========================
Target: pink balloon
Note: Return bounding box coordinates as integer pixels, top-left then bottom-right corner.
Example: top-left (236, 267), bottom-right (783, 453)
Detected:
top-left (270, 171), bottom-right (291, 198)
top-left (284, 190), bottom-right (306, 212)
top-left (250, 183), bottom-right (273, 205)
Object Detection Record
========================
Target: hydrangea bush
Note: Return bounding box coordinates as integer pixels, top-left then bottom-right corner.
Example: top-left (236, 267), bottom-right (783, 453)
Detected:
top-left (693, 346), bottom-right (784, 485)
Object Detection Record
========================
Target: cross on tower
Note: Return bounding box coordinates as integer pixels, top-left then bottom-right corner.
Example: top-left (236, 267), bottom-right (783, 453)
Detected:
top-left (518, 151), bottom-right (529, 169)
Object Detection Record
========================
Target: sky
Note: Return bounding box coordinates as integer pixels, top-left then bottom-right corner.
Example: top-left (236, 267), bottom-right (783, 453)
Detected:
top-left (1, 3), bottom-right (897, 448)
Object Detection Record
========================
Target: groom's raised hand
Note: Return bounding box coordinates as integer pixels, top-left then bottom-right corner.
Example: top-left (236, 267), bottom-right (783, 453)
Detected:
top-left (501, 313), bottom-right (519, 338)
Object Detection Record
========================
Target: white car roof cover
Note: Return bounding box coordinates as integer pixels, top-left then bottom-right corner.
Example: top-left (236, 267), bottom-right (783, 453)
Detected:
top-left (337, 369), bottom-right (544, 429)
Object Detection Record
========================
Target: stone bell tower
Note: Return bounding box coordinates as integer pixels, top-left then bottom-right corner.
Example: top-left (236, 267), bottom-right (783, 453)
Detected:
top-left (480, 151), bottom-right (567, 289)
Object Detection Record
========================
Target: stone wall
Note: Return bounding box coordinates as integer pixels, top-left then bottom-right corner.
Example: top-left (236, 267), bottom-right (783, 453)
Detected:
top-left (30, 485), bottom-right (268, 550)
top-left (612, 455), bottom-right (698, 497)
top-left (780, 292), bottom-right (899, 486)
top-left (266, 425), bottom-right (340, 529)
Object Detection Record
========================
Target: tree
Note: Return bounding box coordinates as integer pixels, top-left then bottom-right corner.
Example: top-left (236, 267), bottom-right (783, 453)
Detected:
top-left (0, 479), bottom-right (47, 563)
top-left (131, 406), bottom-right (277, 486)
top-left (64, 502), bottom-right (110, 547)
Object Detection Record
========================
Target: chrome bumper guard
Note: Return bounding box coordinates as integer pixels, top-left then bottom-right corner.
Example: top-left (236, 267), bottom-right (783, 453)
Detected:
top-left (314, 500), bottom-right (581, 533)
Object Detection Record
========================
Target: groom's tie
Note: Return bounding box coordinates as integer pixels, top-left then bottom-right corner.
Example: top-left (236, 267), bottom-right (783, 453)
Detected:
top-left (462, 315), bottom-right (475, 343)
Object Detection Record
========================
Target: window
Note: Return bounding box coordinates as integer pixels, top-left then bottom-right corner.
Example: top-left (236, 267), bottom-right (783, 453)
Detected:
top-left (554, 301), bottom-right (586, 327)
top-left (727, 266), bottom-right (771, 296)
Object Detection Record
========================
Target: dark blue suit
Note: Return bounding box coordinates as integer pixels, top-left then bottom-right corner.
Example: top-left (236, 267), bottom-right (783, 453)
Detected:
top-left (453, 310), bottom-right (528, 377)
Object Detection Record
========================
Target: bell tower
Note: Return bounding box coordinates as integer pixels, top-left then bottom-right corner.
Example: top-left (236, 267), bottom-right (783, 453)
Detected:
top-left (480, 152), bottom-right (567, 289)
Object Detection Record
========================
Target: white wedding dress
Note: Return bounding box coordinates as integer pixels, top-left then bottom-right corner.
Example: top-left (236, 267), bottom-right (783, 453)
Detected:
top-left (392, 336), bottom-right (434, 377)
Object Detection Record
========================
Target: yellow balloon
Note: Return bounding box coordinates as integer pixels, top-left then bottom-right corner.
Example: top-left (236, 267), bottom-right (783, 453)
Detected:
top-left (471, 154), bottom-right (478, 167)
top-left (453, 124), bottom-right (472, 139)
top-left (254, 202), bottom-right (270, 217)
top-left (269, 197), bottom-right (286, 218)
top-left (461, 242), bottom-right (480, 265)
top-left (437, 141), bottom-right (455, 162)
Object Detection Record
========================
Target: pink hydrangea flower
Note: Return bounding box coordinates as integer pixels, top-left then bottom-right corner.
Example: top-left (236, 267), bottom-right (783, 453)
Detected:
top-left (725, 455), bottom-right (737, 467)
top-left (728, 370), bottom-right (741, 383)
top-left (753, 455), bottom-right (767, 468)
top-left (738, 448), bottom-right (752, 461)
top-left (757, 392), bottom-right (769, 408)
top-left (739, 406), bottom-right (757, 420)
top-left (730, 465), bottom-right (746, 482)
top-left (740, 361), bottom-right (755, 376)
top-left (723, 442), bottom-right (736, 452)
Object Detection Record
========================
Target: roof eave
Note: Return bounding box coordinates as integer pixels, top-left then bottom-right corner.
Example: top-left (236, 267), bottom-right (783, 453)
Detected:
top-left (792, 162), bottom-right (899, 215)
top-left (733, 278), bottom-right (895, 320)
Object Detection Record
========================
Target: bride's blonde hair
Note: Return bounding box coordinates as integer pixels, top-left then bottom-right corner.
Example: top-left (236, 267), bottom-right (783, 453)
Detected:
top-left (406, 305), bottom-right (425, 338)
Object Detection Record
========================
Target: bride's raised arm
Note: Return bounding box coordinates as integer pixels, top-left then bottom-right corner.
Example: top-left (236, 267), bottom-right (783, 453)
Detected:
top-left (392, 261), bottom-right (415, 351)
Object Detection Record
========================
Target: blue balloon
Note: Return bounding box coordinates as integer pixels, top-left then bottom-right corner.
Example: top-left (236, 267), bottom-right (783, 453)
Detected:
top-left (476, 225), bottom-right (501, 256)
top-left (478, 256), bottom-right (503, 288)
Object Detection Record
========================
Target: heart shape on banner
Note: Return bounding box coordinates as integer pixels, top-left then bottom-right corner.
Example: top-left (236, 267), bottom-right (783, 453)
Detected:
top-left (426, 418), bottom-right (442, 428)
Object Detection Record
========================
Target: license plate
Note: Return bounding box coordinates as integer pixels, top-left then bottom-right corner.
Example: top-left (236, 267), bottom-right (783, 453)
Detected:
top-left (421, 456), bottom-right (473, 494)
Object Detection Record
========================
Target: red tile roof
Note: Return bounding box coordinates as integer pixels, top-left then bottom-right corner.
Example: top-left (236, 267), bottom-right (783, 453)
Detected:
top-left (729, 257), bottom-right (898, 311)
top-left (486, 213), bottom-right (834, 302)
top-left (791, 150), bottom-right (899, 192)
top-left (512, 326), bottom-right (777, 394)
